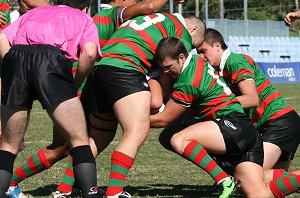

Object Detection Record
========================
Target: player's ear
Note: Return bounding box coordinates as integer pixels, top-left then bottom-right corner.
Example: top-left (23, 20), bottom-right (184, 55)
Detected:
top-left (189, 25), bottom-right (199, 36)
top-left (215, 42), bottom-right (221, 48)
top-left (81, 7), bottom-right (88, 13)
top-left (179, 53), bottom-right (186, 64)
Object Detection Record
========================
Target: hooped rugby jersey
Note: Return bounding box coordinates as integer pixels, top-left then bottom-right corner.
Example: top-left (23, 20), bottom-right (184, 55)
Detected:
top-left (0, 0), bottom-right (10, 30)
top-left (97, 13), bottom-right (192, 75)
top-left (93, 5), bottom-right (125, 48)
top-left (73, 4), bottom-right (126, 95)
top-left (220, 51), bottom-right (293, 128)
top-left (172, 54), bottom-right (243, 121)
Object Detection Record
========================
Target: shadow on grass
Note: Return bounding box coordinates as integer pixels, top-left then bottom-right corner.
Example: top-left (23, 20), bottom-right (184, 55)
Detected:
top-left (23, 184), bottom-right (57, 197)
top-left (24, 184), bottom-right (244, 198)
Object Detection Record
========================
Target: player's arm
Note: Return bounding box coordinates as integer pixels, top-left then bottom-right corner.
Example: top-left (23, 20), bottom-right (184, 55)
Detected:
top-left (20, 0), bottom-right (50, 8)
top-left (0, 32), bottom-right (10, 60)
top-left (159, 72), bottom-right (174, 100)
top-left (75, 42), bottom-right (98, 90)
top-left (122, 0), bottom-right (175, 21)
top-left (284, 9), bottom-right (300, 27)
top-left (148, 78), bottom-right (163, 115)
top-left (236, 79), bottom-right (259, 109)
top-left (150, 99), bottom-right (186, 128)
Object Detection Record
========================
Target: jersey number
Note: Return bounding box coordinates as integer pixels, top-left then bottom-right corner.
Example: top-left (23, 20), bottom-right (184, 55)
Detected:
top-left (120, 13), bottom-right (166, 30)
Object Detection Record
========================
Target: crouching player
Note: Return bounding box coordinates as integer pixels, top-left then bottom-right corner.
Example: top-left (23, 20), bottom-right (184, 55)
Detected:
top-left (151, 37), bottom-right (300, 197)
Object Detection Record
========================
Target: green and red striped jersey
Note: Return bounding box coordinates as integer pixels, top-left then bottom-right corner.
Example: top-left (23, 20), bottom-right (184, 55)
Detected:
top-left (0, 0), bottom-right (10, 30)
top-left (73, 5), bottom-right (125, 96)
top-left (93, 5), bottom-right (125, 48)
top-left (221, 52), bottom-right (293, 128)
top-left (98, 13), bottom-right (192, 75)
top-left (172, 54), bottom-right (243, 121)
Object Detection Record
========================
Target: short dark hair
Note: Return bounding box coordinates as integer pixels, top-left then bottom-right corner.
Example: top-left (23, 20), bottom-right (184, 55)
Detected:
top-left (155, 37), bottom-right (188, 62)
top-left (56, 0), bottom-right (90, 10)
top-left (204, 28), bottom-right (228, 50)
top-left (101, 0), bottom-right (114, 4)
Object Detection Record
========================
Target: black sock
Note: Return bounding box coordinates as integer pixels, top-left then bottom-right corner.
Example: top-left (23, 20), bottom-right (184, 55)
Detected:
top-left (71, 145), bottom-right (97, 198)
top-left (0, 150), bottom-right (16, 198)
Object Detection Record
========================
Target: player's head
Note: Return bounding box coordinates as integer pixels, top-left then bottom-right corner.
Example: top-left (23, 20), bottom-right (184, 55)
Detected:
top-left (18, 0), bottom-right (30, 14)
top-left (197, 28), bottom-right (228, 67)
top-left (55, 0), bottom-right (90, 11)
top-left (155, 37), bottom-right (188, 79)
top-left (203, 28), bottom-right (228, 50)
top-left (184, 16), bottom-right (206, 49)
top-left (18, 0), bottom-right (49, 14)
top-left (102, 0), bottom-right (137, 7)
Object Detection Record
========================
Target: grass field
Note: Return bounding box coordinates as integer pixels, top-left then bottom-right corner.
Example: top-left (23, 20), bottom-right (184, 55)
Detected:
top-left (12, 84), bottom-right (300, 198)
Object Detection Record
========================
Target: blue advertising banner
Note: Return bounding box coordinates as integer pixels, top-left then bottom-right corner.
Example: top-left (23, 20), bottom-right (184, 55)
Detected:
top-left (257, 62), bottom-right (300, 84)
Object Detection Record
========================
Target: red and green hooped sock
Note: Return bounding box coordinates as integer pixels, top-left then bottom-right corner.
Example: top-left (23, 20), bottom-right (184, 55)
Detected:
top-left (269, 174), bottom-right (300, 197)
top-left (56, 156), bottom-right (75, 194)
top-left (273, 169), bottom-right (297, 180)
top-left (183, 141), bottom-right (229, 184)
top-left (10, 150), bottom-right (51, 186)
top-left (105, 151), bottom-right (134, 196)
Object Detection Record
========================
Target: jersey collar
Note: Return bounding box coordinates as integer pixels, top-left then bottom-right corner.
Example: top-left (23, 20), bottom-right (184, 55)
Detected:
top-left (173, 13), bottom-right (187, 28)
top-left (181, 52), bottom-right (193, 73)
top-left (219, 49), bottom-right (231, 76)
top-left (99, 4), bottom-right (112, 10)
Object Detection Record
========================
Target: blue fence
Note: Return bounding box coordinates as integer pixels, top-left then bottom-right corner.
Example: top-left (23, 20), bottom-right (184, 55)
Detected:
top-left (257, 62), bottom-right (300, 84)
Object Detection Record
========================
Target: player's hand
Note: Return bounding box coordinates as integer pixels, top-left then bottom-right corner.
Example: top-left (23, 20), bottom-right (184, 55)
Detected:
top-left (0, 12), bottom-right (7, 27)
top-left (284, 11), bottom-right (300, 27)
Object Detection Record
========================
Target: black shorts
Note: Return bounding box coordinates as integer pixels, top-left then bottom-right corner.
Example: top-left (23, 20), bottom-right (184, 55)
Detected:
top-left (83, 65), bottom-right (150, 113)
top-left (1, 45), bottom-right (77, 109)
top-left (213, 112), bottom-right (264, 167)
top-left (258, 110), bottom-right (300, 161)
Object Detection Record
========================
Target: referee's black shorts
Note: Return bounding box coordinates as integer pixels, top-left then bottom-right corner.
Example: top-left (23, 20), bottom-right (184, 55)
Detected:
top-left (1, 44), bottom-right (77, 109)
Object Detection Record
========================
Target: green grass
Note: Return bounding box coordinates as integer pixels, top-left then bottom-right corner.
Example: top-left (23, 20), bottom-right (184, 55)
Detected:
top-left (13, 84), bottom-right (300, 197)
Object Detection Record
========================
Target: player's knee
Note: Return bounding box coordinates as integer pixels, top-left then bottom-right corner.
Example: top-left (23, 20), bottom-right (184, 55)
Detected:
top-left (45, 145), bottom-right (69, 163)
top-left (124, 124), bottom-right (149, 145)
top-left (170, 133), bottom-right (185, 152)
top-left (159, 131), bottom-right (173, 151)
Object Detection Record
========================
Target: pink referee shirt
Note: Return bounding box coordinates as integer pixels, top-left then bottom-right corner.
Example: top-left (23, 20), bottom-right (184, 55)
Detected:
top-left (3, 5), bottom-right (101, 62)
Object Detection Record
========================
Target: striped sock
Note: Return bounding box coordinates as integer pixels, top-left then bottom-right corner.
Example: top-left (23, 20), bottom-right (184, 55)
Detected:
top-left (183, 141), bottom-right (229, 184)
top-left (269, 175), bottom-right (300, 197)
top-left (273, 169), bottom-right (297, 180)
top-left (10, 150), bottom-right (51, 186)
top-left (105, 151), bottom-right (134, 196)
top-left (56, 156), bottom-right (75, 194)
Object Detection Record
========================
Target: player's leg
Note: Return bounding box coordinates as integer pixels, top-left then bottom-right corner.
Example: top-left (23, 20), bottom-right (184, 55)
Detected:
top-left (260, 110), bottom-right (300, 185)
top-left (10, 124), bottom-right (69, 190)
top-left (82, 65), bottom-right (152, 197)
top-left (159, 113), bottom-right (189, 151)
top-left (169, 121), bottom-right (235, 198)
top-left (0, 46), bottom-right (32, 197)
top-left (89, 65), bottom-right (151, 197)
top-left (89, 112), bottom-right (118, 155)
top-left (47, 97), bottom-right (97, 198)
top-left (235, 162), bottom-right (300, 197)
top-left (233, 162), bottom-right (272, 197)
top-left (160, 111), bottom-right (196, 151)
top-left (54, 112), bottom-right (118, 197)
top-left (0, 106), bottom-right (29, 197)
top-left (262, 142), bottom-right (282, 170)
top-left (104, 91), bottom-right (151, 197)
